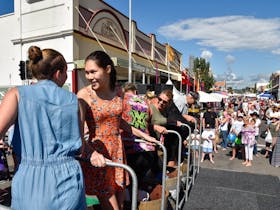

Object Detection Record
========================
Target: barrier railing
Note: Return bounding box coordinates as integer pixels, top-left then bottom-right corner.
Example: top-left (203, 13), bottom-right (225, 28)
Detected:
top-left (76, 157), bottom-right (138, 210)
top-left (179, 119), bottom-right (201, 209)
top-left (135, 138), bottom-right (167, 210)
top-left (107, 161), bottom-right (138, 210)
top-left (165, 130), bottom-right (182, 210)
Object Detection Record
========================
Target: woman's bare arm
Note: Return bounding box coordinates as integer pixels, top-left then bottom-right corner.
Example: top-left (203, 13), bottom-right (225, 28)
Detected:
top-left (0, 88), bottom-right (18, 139)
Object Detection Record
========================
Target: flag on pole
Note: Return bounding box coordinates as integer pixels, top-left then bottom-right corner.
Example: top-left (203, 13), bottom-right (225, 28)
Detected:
top-left (167, 45), bottom-right (175, 62)
top-left (182, 71), bottom-right (187, 85)
top-left (196, 79), bottom-right (200, 92)
top-left (266, 80), bottom-right (272, 89)
top-left (201, 81), bottom-right (205, 91)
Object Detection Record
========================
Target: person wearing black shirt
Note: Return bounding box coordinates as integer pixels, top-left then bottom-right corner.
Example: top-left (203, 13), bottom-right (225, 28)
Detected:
top-left (202, 105), bottom-right (219, 152)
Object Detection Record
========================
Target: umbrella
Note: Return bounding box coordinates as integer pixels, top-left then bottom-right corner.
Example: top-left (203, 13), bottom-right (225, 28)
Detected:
top-left (257, 92), bottom-right (274, 99)
top-left (198, 91), bottom-right (222, 103)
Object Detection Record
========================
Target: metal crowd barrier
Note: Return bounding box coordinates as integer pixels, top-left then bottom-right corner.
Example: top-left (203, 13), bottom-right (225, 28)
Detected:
top-left (165, 130), bottom-right (182, 210)
top-left (106, 161), bottom-right (138, 210)
top-left (179, 119), bottom-right (201, 209)
top-left (76, 157), bottom-right (138, 210)
top-left (0, 160), bottom-right (138, 210)
top-left (135, 138), bottom-right (167, 210)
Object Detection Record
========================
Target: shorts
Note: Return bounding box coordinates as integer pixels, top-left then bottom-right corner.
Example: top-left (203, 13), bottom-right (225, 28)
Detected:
top-left (202, 147), bottom-right (213, 153)
top-left (191, 145), bottom-right (199, 150)
top-left (265, 142), bottom-right (272, 147)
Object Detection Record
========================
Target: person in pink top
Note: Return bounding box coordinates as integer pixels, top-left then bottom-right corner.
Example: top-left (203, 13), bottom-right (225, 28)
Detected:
top-left (241, 118), bottom-right (256, 167)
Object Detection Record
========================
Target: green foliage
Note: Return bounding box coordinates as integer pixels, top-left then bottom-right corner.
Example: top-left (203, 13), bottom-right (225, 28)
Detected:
top-left (193, 57), bottom-right (215, 92)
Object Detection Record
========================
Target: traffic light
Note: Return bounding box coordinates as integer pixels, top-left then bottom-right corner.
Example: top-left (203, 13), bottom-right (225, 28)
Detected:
top-left (19, 60), bottom-right (26, 80)
top-left (25, 60), bottom-right (32, 79)
top-left (18, 60), bottom-right (32, 80)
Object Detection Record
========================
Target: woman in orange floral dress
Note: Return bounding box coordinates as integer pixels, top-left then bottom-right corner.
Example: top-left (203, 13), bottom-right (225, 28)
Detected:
top-left (77, 51), bottom-right (156, 210)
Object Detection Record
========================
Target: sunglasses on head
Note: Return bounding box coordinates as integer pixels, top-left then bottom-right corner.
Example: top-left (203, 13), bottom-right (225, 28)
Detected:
top-left (158, 97), bottom-right (168, 105)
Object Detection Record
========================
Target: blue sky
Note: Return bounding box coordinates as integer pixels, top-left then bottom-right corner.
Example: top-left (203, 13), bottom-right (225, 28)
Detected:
top-left (104, 0), bottom-right (280, 88)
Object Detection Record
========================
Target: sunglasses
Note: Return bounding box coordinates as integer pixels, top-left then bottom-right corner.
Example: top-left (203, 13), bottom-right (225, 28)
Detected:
top-left (158, 97), bottom-right (169, 105)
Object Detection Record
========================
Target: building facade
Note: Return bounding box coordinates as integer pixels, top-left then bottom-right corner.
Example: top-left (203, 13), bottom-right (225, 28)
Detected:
top-left (270, 71), bottom-right (280, 100)
top-left (0, 0), bottom-right (182, 93)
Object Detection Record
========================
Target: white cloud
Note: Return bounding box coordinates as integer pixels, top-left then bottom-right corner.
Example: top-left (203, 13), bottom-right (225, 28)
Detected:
top-left (272, 48), bottom-right (280, 55)
top-left (225, 54), bottom-right (235, 64)
top-left (158, 16), bottom-right (280, 53)
top-left (201, 50), bottom-right (213, 60)
top-left (215, 71), bottom-right (270, 88)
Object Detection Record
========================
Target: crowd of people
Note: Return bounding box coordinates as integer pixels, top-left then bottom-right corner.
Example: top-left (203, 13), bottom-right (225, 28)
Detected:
top-left (0, 46), bottom-right (279, 210)
top-left (208, 97), bottom-right (280, 168)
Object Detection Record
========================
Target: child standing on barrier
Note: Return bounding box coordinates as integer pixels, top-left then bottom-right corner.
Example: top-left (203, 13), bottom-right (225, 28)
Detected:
top-left (201, 124), bottom-right (215, 164)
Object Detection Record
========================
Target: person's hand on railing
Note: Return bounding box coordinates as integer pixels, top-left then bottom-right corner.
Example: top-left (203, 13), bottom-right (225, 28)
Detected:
top-left (90, 151), bottom-right (106, 167)
top-left (183, 114), bottom-right (196, 123)
top-left (177, 121), bottom-right (183, 127)
top-left (141, 132), bottom-right (159, 144)
top-left (153, 124), bottom-right (168, 135)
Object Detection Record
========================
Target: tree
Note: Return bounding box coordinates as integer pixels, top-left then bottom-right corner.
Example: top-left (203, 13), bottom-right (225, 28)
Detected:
top-left (227, 87), bottom-right (233, 94)
top-left (193, 57), bottom-right (215, 92)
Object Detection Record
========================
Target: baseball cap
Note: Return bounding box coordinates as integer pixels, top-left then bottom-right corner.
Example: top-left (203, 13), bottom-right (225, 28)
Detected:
top-left (189, 91), bottom-right (199, 101)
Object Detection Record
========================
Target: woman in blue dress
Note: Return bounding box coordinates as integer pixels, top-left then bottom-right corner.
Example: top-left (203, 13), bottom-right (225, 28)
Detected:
top-left (0, 46), bottom-right (105, 209)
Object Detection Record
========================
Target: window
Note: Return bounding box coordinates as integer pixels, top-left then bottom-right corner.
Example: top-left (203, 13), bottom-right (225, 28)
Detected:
top-left (0, 0), bottom-right (14, 16)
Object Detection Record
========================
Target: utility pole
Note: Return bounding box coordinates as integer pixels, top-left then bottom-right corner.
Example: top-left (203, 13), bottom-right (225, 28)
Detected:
top-left (128, 0), bottom-right (132, 82)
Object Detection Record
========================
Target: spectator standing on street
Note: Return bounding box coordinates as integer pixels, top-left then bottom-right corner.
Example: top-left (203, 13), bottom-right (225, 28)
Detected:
top-left (264, 116), bottom-right (278, 158)
top-left (229, 114), bottom-right (244, 160)
top-left (219, 111), bottom-right (230, 150)
top-left (203, 105), bottom-right (219, 153)
top-left (0, 46), bottom-right (106, 210)
top-left (271, 118), bottom-right (280, 167)
top-left (241, 118), bottom-right (256, 167)
top-left (201, 124), bottom-right (215, 164)
top-left (251, 112), bottom-right (261, 157)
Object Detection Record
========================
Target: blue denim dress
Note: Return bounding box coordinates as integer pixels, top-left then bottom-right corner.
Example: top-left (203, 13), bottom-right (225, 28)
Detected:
top-left (11, 80), bottom-right (86, 210)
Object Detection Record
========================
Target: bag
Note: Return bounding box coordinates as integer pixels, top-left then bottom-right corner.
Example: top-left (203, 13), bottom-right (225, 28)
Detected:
top-left (227, 133), bottom-right (236, 143)
top-left (235, 137), bottom-right (241, 145)
top-left (215, 131), bottom-right (222, 144)
top-left (260, 130), bottom-right (267, 139)
top-left (265, 130), bottom-right (272, 143)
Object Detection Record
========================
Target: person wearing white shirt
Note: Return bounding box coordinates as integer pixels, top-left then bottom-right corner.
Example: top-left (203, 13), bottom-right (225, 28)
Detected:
top-left (250, 112), bottom-right (261, 156)
top-left (229, 115), bottom-right (244, 160)
top-left (201, 124), bottom-right (215, 164)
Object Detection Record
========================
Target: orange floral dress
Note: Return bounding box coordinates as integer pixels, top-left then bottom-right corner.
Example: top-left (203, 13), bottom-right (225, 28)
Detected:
top-left (81, 88), bottom-right (129, 197)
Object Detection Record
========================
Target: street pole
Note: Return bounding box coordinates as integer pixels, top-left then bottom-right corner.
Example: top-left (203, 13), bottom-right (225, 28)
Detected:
top-left (128, 0), bottom-right (132, 82)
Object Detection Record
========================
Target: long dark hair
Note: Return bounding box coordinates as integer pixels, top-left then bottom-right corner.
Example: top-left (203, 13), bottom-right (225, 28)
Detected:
top-left (85, 51), bottom-right (116, 91)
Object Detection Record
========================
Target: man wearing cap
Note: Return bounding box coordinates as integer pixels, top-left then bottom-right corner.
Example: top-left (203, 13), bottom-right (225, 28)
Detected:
top-left (173, 91), bottom-right (199, 123)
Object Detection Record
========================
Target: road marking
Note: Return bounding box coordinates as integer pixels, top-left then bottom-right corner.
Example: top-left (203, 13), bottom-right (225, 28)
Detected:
top-left (216, 186), bottom-right (277, 197)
